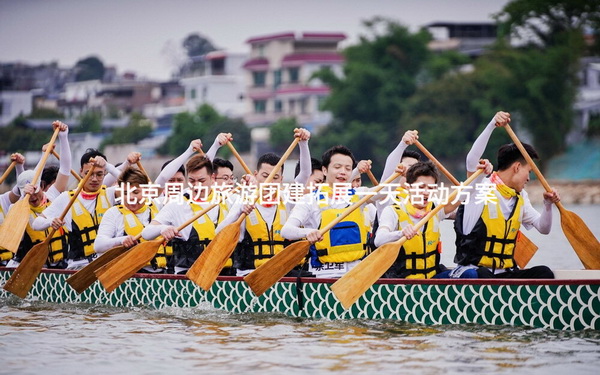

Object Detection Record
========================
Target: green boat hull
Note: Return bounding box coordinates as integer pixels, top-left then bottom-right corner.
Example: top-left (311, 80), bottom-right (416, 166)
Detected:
top-left (1, 268), bottom-right (599, 331)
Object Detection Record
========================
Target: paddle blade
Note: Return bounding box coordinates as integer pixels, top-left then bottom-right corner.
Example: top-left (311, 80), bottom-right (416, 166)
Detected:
top-left (95, 240), bottom-right (161, 293)
top-left (0, 199), bottom-right (30, 253)
top-left (3, 241), bottom-right (49, 298)
top-left (513, 231), bottom-right (538, 269)
top-left (186, 223), bottom-right (240, 291)
top-left (331, 242), bottom-right (401, 310)
top-left (244, 240), bottom-right (311, 296)
top-left (66, 245), bottom-right (129, 294)
top-left (559, 208), bottom-right (600, 269)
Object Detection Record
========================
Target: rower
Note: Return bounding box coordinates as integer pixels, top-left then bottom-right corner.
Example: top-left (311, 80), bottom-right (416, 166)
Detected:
top-left (452, 111), bottom-right (560, 279)
top-left (32, 149), bottom-right (115, 270)
top-left (141, 155), bottom-right (232, 275)
top-left (94, 167), bottom-right (168, 273)
top-left (375, 160), bottom-right (491, 279)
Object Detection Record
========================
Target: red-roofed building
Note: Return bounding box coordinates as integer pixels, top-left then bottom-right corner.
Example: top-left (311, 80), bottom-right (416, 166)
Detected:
top-left (243, 31), bottom-right (346, 130)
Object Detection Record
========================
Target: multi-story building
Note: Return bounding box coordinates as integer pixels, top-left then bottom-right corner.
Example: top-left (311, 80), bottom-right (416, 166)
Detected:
top-left (425, 22), bottom-right (497, 57)
top-left (242, 32), bottom-right (346, 130)
top-left (179, 51), bottom-right (248, 117)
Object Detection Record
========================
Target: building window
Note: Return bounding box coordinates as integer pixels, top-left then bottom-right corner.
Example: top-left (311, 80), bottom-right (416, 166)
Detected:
top-left (288, 67), bottom-right (299, 83)
top-left (190, 88), bottom-right (196, 99)
top-left (254, 100), bottom-right (266, 113)
top-left (288, 99), bottom-right (296, 115)
top-left (273, 70), bottom-right (281, 89)
top-left (253, 71), bottom-right (266, 87)
top-left (300, 98), bottom-right (307, 114)
top-left (258, 44), bottom-right (265, 57)
top-left (274, 100), bottom-right (283, 113)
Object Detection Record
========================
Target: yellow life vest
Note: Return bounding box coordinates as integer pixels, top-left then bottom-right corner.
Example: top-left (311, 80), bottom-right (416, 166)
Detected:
top-left (17, 199), bottom-right (68, 264)
top-left (243, 201), bottom-right (291, 269)
top-left (477, 192), bottom-right (524, 269)
top-left (454, 191), bottom-right (524, 270)
top-left (393, 204), bottom-right (441, 279)
top-left (116, 203), bottom-right (169, 270)
top-left (314, 189), bottom-right (369, 264)
top-left (68, 186), bottom-right (110, 259)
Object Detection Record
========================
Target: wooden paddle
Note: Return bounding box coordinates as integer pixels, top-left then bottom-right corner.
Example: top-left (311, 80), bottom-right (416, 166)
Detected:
top-left (414, 140), bottom-right (539, 268)
top-left (504, 124), bottom-right (600, 269)
top-left (226, 142), bottom-right (254, 175)
top-left (0, 127), bottom-right (60, 253)
top-left (3, 163), bottom-right (96, 298)
top-left (366, 169), bottom-right (379, 186)
top-left (331, 169), bottom-right (484, 309)
top-left (187, 138), bottom-right (301, 291)
top-left (51, 150), bottom-right (82, 182)
top-left (136, 161), bottom-right (152, 184)
top-left (0, 161), bottom-right (17, 185)
top-left (244, 169), bottom-right (404, 296)
top-left (95, 202), bottom-right (221, 293)
top-left (65, 234), bottom-right (139, 294)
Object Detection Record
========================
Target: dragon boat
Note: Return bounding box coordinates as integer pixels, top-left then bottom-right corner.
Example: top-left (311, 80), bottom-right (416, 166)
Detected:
top-left (1, 267), bottom-right (599, 331)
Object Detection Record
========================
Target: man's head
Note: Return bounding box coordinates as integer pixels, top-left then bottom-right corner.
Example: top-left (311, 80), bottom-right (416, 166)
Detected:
top-left (117, 167), bottom-right (150, 212)
top-left (80, 148), bottom-right (107, 193)
top-left (497, 143), bottom-right (539, 192)
top-left (401, 150), bottom-right (421, 169)
top-left (405, 161), bottom-right (439, 209)
top-left (212, 157), bottom-right (235, 186)
top-left (17, 169), bottom-right (43, 207)
top-left (185, 155), bottom-right (214, 199)
top-left (161, 159), bottom-right (186, 184)
top-left (321, 145), bottom-right (356, 185)
top-left (255, 153), bottom-right (282, 184)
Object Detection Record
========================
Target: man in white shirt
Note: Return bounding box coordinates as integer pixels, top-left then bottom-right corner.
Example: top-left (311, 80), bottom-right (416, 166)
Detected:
top-left (453, 111), bottom-right (560, 279)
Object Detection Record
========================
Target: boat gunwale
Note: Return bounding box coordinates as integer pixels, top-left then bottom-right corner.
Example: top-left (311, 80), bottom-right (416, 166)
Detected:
top-left (3, 267), bottom-right (599, 286)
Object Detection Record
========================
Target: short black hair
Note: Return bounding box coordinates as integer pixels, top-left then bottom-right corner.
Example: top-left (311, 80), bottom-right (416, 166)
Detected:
top-left (213, 157), bottom-right (234, 172)
top-left (405, 161), bottom-right (439, 184)
top-left (322, 145), bottom-right (356, 169)
top-left (257, 153), bottom-right (282, 171)
top-left (41, 166), bottom-right (59, 189)
top-left (294, 157), bottom-right (322, 177)
top-left (401, 150), bottom-right (421, 162)
top-left (161, 159), bottom-right (185, 176)
top-left (81, 148), bottom-right (106, 168)
top-left (497, 143), bottom-right (538, 171)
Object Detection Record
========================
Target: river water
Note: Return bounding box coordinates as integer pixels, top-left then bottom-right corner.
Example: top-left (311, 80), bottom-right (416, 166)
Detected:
top-left (1, 205), bottom-right (599, 374)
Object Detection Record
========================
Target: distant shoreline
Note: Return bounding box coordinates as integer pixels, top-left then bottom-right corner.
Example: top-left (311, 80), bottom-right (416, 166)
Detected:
top-left (526, 180), bottom-right (600, 205)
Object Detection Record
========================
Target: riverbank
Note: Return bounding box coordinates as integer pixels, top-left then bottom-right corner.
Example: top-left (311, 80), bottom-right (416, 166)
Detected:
top-left (526, 180), bottom-right (600, 205)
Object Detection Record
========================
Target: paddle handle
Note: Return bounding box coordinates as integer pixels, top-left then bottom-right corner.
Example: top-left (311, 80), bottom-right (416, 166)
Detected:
top-left (366, 170), bottom-right (379, 186)
top-left (51, 150), bottom-right (82, 182)
top-left (30, 128), bottom-right (61, 188)
top-left (136, 161), bottom-right (152, 184)
top-left (415, 141), bottom-right (459, 186)
top-left (504, 124), bottom-right (565, 210)
top-left (46, 164), bottom-right (96, 238)
top-left (318, 169), bottom-right (403, 236)
top-left (226, 142), bottom-right (253, 175)
top-left (0, 161), bottom-right (16, 185)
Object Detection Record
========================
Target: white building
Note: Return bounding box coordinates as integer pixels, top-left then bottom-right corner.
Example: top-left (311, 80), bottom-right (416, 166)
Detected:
top-left (0, 91), bottom-right (33, 126)
top-left (242, 32), bottom-right (346, 131)
top-left (179, 51), bottom-right (248, 118)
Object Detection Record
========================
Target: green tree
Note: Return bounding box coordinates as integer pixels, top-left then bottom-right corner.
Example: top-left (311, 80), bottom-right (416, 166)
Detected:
top-left (74, 111), bottom-right (102, 133)
top-left (311, 17), bottom-right (433, 176)
top-left (269, 118), bottom-right (299, 154)
top-left (27, 107), bottom-right (65, 119)
top-left (100, 113), bottom-right (153, 150)
top-left (183, 33), bottom-right (217, 57)
top-left (75, 56), bottom-right (105, 81)
top-left (158, 104), bottom-right (250, 156)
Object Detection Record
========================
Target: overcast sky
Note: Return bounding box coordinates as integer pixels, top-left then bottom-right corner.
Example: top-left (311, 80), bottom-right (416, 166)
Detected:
top-left (0, 0), bottom-right (510, 81)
